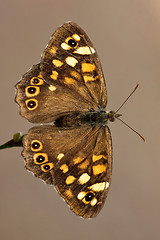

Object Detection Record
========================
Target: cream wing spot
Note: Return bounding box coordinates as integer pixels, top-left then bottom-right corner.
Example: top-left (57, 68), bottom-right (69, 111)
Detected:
top-left (48, 85), bottom-right (56, 91)
top-left (90, 198), bottom-right (97, 206)
top-left (60, 164), bottom-right (68, 173)
top-left (52, 59), bottom-right (63, 67)
top-left (49, 46), bottom-right (57, 55)
top-left (74, 46), bottom-right (92, 55)
top-left (77, 191), bottom-right (86, 200)
top-left (78, 173), bottom-right (90, 184)
top-left (73, 156), bottom-right (85, 164)
top-left (65, 175), bottom-right (76, 185)
top-left (72, 34), bottom-right (81, 41)
top-left (79, 159), bottom-right (90, 169)
top-left (83, 75), bottom-right (95, 82)
top-left (65, 189), bottom-right (73, 198)
top-left (92, 164), bottom-right (106, 175)
top-left (92, 154), bottom-right (107, 162)
top-left (106, 182), bottom-right (110, 189)
top-left (57, 153), bottom-right (64, 160)
top-left (61, 42), bottom-right (71, 50)
top-left (89, 182), bottom-right (106, 192)
top-left (81, 63), bottom-right (95, 72)
top-left (64, 77), bottom-right (76, 85)
top-left (50, 71), bottom-right (58, 80)
top-left (70, 71), bottom-right (81, 80)
top-left (38, 72), bottom-right (43, 79)
top-left (90, 47), bottom-right (95, 53)
top-left (65, 56), bottom-right (78, 67)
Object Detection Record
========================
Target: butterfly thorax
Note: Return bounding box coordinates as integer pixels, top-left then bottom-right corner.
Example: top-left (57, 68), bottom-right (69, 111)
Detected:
top-left (54, 110), bottom-right (117, 128)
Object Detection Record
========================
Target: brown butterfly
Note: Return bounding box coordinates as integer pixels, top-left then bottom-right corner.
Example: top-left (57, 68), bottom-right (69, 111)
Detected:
top-left (15, 22), bottom-right (120, 218)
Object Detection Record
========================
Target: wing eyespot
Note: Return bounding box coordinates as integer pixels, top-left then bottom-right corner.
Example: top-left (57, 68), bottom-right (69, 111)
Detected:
top-left (30, 77), bottom-right (44, 85)
top-left (41, 163), bottom-right (54, 172)
top-left (67, 38), bottom-right (78, 47)
top-left (27, 86), bottom-right (36, 94)
top-left (84, 192), bottom-right (94, 202)
top-left (31, 140), bottom-right (43, 151)
top-left (82, 192), bottom-right (98, 206)
top-left (61, 37), bottom-right (78, 51)
top-left (25, 99), bottom-right (38, 110)
top-left (77, 191), bottom-right (95, 204)
top-left (25, 86), bottom-right (40, 97)
top-left (33, 153), bottom-right (48, 164)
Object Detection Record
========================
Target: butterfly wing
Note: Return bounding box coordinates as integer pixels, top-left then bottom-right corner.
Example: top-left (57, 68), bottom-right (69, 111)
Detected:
top-left (41, 22), bottom-right (107, 108)
top-left (16, 22), bottom-right (108, 123)
top-left (22, 125), bottom-right (112, 218)
top-left (15, 64), bottom-right (96, 123)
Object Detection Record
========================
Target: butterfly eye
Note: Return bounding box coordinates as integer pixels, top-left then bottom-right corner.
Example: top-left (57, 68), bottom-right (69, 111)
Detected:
top-left (67, 38), bottom-right (77, 47)
top-left (84, 192), bottom-right (95, 202)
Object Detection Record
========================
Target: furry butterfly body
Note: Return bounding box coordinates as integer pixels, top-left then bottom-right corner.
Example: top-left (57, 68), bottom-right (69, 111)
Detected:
top-left (15, 22), bottom-right (114, 218)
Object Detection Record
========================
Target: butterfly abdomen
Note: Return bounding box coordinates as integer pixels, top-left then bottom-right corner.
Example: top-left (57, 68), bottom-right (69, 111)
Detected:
top-left (54, 111), bottom-right (108, 127)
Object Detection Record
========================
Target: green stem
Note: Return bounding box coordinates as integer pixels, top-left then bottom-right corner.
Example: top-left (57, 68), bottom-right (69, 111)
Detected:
top-left (0, 132), bottom-right (23, 150)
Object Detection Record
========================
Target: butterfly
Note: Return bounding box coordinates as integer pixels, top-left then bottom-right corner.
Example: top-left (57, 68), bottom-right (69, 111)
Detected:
top-left (15, 22), bottom-right (118, 218)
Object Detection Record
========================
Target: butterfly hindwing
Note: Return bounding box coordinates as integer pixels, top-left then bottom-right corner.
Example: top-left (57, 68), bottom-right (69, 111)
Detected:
top-left (22, 125), bottom-right (112, 218)
top-left (53, 126), bottom-right (112, 218)
top-left (41, 22), bottom-right (107, 108)
top-left (22, 125), bottom-right (96, 184)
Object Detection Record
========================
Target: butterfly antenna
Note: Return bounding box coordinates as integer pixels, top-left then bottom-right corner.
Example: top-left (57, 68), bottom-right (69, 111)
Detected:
top-left (114, 83), bottom-right (139, 114)
top-left (116, 117), bottom-right (145, 142)
top-left (111, 83), bottom-right (145, 142)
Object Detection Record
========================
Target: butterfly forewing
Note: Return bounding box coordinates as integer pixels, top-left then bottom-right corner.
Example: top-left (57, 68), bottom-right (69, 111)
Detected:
top-left (41, 22), bottom-right (107, 108)
top-left (16, 64), bottom-right (97, 123)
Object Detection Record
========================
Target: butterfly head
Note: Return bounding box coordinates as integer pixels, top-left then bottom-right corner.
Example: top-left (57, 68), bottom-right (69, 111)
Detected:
top-left (107, 111), bottom-right (122, 122)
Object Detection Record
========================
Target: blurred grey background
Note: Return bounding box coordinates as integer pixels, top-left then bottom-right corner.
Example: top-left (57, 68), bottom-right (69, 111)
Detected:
top-left (0, 0), bottom-right (159, 240)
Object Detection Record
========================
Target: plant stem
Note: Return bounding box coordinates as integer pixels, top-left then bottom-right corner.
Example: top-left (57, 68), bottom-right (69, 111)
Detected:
top-left (0, 132), bottom-right (23, 150)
